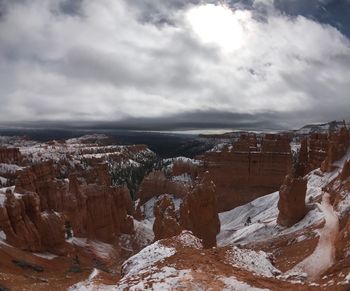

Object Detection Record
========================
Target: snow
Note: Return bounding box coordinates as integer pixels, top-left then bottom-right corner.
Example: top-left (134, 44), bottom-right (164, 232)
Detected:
top-left (173, 230), bottom-right (203, 249)
top-left (219, 276), bottom-right (269, 291)
top-left (0, 163), bottom-right (23, 173)
top-left (68, 269), bottom-right (111, 291)
top-left (172, 173), bottom-right (192, 183)
top-left (217, 150), bottom-right (350, 247)
top-left (289, 193), bottom-right (339, 280)
top-left (122, 241), bottom-right (176, 276)
top-left (70, 238), bottom-right (114, 260)
top-left (225, 246), bottom-right (281, 278)
top-left (142, 195), bottom-right (182, 221)
top-left (335, 188), bottom-right (350, 216)
top-left (117, 267), bottom-right (192, 291)
top-left (32, 252), bottom-right (58, 260)
top-left (217, 191), bottom-right (279, 246)
top-left (0, 230), bottom-right (6, 241)
top-left (0, 193), bottom-right (6, 207)
top-left (290, 141), bottom-right (301, 156)
top-left (0, 176), bottom-right (7, 185)
top-left (120, 219), bottom-right (154, 253)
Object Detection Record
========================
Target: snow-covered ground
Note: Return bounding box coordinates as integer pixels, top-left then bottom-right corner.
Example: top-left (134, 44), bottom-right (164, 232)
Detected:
top-left (289, 193), bottom-right (339, 280)
top-left (217, 149), bottom-right (350, 247)
top-left (70, 238), bottom-right (115, 260)
top-left (225, 246), bottom-right (281, 278)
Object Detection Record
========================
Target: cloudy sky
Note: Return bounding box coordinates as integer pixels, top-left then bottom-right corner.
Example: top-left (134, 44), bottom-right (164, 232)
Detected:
top-left (0, 0), bottom-right (349, 131)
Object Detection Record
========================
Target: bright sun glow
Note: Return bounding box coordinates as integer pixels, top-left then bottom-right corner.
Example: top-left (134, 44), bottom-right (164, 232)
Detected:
top-left (186, 4), bottom-right (251, 52)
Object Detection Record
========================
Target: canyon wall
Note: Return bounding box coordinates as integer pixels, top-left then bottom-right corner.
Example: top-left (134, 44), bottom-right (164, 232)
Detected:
top-left (197, 134), bottom-right (292, 212)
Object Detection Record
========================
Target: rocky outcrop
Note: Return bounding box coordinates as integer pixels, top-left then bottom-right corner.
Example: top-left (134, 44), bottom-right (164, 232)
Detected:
top-left (180, 173), bottom-right (220, 248)
top-left (277, 175), bottom-right (307, 227)
top-left (295, 138), bottom-right (309, 177)
top-left (0, 189), bottom-right (66, 253)
top-left (65, 173), bottom-right (134, 243)
top-left (321, 122), bottom-right (350, 172)
top-left (308, 133), bottom-right (329, 171)
top-left (11, 160), bottom-right (135, 245)
top-left (340, 159), bottom-right (350, 181)
top-left (0, 190), bottom-right (42, 251)
top-left (0, 148), bottom-right (22, 164)
top-left (136, 171), bottom-right (191, 204)
top-left (172, 159), bottom-right (199, 178)
top-left (153, 195), bottom-right (181, 241)
top-left (15, 161), bottom-right (67, 211)
top-left (198, 134), bottom-right (292, 212)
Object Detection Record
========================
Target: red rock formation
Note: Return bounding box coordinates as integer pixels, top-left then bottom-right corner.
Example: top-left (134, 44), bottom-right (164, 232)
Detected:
top-left (308, 133), bottom-right (329, 171)
top-left (0, 148), bottom-right (22, 164)
top-left (0, 189), bottom-right (66, 253)
top-left (180, 173), bottom-right (220, 248)
top-left (321, 123), bottom-right (350, 172)
top-left (172, 159), bottom-right (198, 179)
top-left (65, 175), bottom-right (134, 243)
top-left (295, 138), bottom-right (309, 177)
top-left (277, 175), bottom-right (307, 227)
top-left (15, 161), bottom-right (68, 211)
top-left (340, 159), bottom-right (350, 181)
top-left (0, 190), bottom-right (42, 251)
top-left (12, 160), bottom-right (134, 245)
top-left (153, 195), bottom-right (181, 241)
top-left (197, 134), bottom-right (292, 212)
top-left (136, 171), bottom-right (191, 204)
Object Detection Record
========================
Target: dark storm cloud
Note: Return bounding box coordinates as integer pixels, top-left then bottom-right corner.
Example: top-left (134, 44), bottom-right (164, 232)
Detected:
top-left (0, 0), bottom-right (349, 131)
top-left (58, 0), bottom-right (83, 16)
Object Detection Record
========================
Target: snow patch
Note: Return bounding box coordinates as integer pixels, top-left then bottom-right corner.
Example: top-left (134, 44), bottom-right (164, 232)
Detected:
top-left (0, 193), bottom-right (6, 207)
top-left (117, 267), bottom-right (192, 291)
top-left (289, 193), bottom-right (339, 280)
top-left (172, 173), bottom-right (192, 183)
top-left (32, 252), bottom-right (58, 260)
top-left (70, 238), bottom-right (114, 260)
top-left (225, 246), bottom-right (281, 278)
top-left (68, 268), bottom-right (110, 291)
top-left (219, 276), bottom-right (270, 291)
top-left (0, 230), bottom-right (6, 241)
top-left (173, 230), bottom-right (203, 249)
top-left (122, 241), bottom-right (176, 276)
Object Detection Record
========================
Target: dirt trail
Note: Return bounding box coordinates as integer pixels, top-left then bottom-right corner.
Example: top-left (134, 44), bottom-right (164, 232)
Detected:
top-left (290, 192), bottom-right (339, 280)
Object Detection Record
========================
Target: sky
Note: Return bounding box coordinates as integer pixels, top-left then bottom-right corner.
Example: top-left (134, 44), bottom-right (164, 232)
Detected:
top-left (0, 0), bottom-right (349, 131)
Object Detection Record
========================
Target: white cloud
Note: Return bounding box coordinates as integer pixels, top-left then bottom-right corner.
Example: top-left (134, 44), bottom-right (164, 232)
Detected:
top-left (0, 0), bottom-right (349, 128)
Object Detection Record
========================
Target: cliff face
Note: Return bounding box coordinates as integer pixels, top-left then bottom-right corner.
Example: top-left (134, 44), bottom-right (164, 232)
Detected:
top-left (321, 123), bottom-right (350, 172)
top-left (72, 173), bottom-right (134, 243)
top-left (198, 134), bottom-right (292, 212)
top-left (308, 133), bottom-right (329, 171)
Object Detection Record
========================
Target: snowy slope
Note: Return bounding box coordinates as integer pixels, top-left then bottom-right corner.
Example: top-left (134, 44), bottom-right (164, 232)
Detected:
top-left (217, 149), bottom-right (350, 247)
